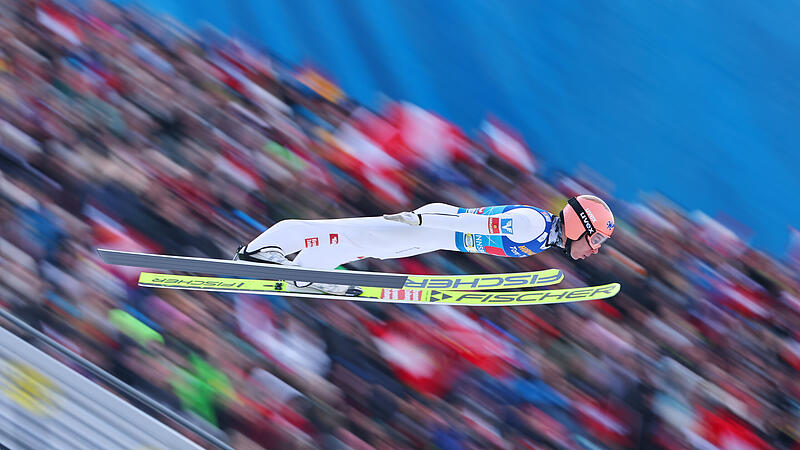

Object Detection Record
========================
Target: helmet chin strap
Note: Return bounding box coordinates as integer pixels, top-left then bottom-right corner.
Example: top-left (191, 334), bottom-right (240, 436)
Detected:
top-left (561, 197), bottom-right (599, 260)
top-left (557, 210), bottom-right (572, 258)
top-left (564, 238), bottom-right (574, 258)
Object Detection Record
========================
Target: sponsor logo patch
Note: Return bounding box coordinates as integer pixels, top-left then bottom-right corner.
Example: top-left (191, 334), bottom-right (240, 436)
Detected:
top-left (150, 277), bottom-right (248, 288)
top-left (464, 233), bottom-right (475, 249)
top-left (381, 289), bottom-right (423, 301)
top-left (500, 218), bottom-right (513, 234)
top-left (579, 212), bottom-right (596, 235)
top-left (474, 234), bottom-right (485, 253)
top-left (305, 237), bottom-right (319, 248)
top-left (488, 217), bottom-right (501, 234)
top-left (484, 246), bottom-right (506, 256)
top-left (329, 233), bottom-right (339, 245)
top-left (1, 362), bottom-right (58, 415)
top-left (518, 245), bottom-right (535, 256)
top-left (429, 290), bottom-right (454, 302)
top-left (607, 221), bottom-right (614, 231)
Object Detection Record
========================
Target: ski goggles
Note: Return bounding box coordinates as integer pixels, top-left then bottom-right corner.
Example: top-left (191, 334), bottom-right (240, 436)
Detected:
top-left (587, 231), bottom-right (610, 249)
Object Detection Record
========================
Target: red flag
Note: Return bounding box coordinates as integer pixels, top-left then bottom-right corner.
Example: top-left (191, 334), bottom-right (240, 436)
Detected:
top-left (37, 5), bottom-right (83, 46)
top-left (87, 206), bottom-right (161, 285)
top-left (366, 318), bottom-right (456, 396)
top-left (349, 107), bottom-right (399, 148)
top-left (332, 121), bottom-right (408, 205)
top-left (384, 102), bottom-right (459, 167)
top-left (481, 116), bottom-right (537, 172)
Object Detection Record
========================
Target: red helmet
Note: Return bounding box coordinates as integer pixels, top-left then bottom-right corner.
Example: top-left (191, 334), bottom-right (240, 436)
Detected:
top-left (560, 195), bottom-right (615, 249)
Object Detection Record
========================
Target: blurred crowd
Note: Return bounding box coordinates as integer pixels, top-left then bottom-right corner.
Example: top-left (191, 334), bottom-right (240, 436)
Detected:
top-left (2, 1), bottom-right (800, 449)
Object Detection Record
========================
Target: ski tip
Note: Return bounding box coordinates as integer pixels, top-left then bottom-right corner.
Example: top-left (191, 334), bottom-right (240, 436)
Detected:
top-left (595, 282), bottom-right (621, 299)
top-left (554, 269), bottom-right (565, 283)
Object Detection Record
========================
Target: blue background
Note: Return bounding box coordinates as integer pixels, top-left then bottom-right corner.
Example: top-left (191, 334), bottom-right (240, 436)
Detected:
top-left (125, 0), bottom-right (799, 255)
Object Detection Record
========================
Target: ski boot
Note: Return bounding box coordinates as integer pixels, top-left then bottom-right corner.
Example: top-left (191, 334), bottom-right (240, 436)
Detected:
top-left (234, 245), bottom-right (296, 265)
top-left (236, 245), bottom-right (362, 296)
top-left (292, 281), bottom-right (363, 297)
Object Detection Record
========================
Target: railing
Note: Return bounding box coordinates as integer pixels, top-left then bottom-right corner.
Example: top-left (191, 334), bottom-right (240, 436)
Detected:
top-left (0, 308), bottom-right (233, 450)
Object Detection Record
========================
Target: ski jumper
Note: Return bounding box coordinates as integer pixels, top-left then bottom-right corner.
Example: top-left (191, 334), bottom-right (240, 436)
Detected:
top-left (245, 203), bottom-right (555, 269)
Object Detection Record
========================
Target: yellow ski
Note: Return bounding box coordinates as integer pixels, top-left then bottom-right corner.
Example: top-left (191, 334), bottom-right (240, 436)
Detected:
top-left (138, 273), bottom-right (619, 307)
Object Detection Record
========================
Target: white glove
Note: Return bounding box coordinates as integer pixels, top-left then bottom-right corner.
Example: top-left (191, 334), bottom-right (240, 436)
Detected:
top-left (383, 212), bottom-right (421, 226)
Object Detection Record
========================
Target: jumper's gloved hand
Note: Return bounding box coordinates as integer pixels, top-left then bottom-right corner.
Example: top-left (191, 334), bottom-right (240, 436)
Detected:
top-left (383, 212), bottom-right (422, 226)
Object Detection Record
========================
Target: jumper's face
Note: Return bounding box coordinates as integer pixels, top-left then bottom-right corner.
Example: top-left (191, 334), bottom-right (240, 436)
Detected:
top-left (570, 235), bottom-right (600, 260)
